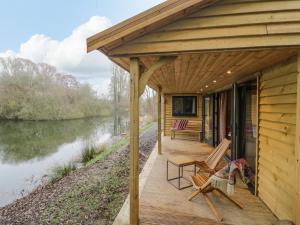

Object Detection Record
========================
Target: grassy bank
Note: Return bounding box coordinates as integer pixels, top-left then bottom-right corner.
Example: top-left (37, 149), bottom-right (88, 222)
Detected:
top-left (41, 123), bottom-right (157, 225)
top-left (51, 163), bottom-right (76, 183)
top-left (86, 122), bottom-right (155, 166)
top-left (50, 122), bottom-right (155, 182)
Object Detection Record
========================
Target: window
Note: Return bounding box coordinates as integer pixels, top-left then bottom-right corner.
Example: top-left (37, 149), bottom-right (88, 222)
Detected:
top-left (172, 96), bottom-right (197, 117)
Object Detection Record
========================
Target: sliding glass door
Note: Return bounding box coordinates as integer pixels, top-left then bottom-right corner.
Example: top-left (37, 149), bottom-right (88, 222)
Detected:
top-left (237, 81), bottom-right (257, 172)
top-left (203, 94), bottom-right (219, 147)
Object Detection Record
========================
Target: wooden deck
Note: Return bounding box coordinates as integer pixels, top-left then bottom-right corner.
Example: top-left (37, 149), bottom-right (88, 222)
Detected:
top-left (114, 137), bottom-right (277, 225)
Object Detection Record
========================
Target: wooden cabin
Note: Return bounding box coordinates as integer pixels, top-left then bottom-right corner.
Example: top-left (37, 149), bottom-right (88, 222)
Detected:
top-left (87, 0), bottom-right (300, 224)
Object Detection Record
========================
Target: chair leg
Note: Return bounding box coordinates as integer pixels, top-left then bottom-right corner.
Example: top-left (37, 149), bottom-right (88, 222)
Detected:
top-left (188, 189), bottom-right (201, 201)
top-left (203, 193), bottom-right (223, 222)
top-left (214, 189), bottom-right (243, 209)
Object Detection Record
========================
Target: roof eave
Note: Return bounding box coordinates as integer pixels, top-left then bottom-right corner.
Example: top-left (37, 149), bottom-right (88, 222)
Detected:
top-left (87, 0), bottom-right (218, 53)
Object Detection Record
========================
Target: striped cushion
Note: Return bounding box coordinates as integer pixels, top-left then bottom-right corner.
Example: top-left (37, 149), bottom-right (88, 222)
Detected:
top-left (172, 120), bottom-right (188, 130)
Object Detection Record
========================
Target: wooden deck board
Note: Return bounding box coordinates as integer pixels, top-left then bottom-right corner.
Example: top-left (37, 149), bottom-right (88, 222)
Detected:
top-left (140, 204), bottom-right (232, 225)
top-left (114, 137), bottom-right (277, 225)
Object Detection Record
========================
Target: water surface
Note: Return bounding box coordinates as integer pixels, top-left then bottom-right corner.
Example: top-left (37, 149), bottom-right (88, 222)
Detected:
top-left (0, 117), bottom-right (127, 207)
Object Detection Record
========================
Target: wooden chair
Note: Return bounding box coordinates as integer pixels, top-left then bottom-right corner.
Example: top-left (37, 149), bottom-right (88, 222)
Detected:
top-left (195, 138), bottom-right (231, 175)
top-left (188, 174), bottom-right (243, 222)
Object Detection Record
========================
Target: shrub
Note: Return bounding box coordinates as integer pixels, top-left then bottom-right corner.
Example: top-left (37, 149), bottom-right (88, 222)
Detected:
top-left (82, 144), bottom-right (107, 164)
top-left (81, 146), bottom-right (96, 164)
top-left (51, 163), bottom-right (76, 183)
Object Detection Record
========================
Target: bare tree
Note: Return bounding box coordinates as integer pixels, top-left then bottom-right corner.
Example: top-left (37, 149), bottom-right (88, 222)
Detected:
top-left (141, 86), bottom-right (157, 121)
top-left (109, 64), bottom-right (129, 135)
top-left (109, 64), bottom-right (158, 132)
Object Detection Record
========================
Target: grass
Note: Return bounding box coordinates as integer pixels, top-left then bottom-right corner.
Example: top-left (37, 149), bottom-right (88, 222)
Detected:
top-left (49, 122), bottom-right (155, 183)
top-left (42, 122), bottom-right (156, 224)
top-left (82, 146), bottom-right (96, 163)
top-left (81, 144), bottom-right (107, 164)
top-left (86, 122), bottom-right (155, 166)
top-left (44, 158), bottom-right (130, 225)
top-left (51, 163), bottom-right (76, 183)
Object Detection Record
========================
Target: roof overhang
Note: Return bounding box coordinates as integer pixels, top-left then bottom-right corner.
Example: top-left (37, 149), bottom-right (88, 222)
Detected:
top-left (87, 0), bottom-right (218, 54)
top-left (86, 0), bottom-right (300, 94)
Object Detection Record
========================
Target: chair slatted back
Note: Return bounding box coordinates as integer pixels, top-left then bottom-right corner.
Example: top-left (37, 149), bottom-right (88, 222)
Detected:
top-left (172, 119), bottom-right (189, 130)
top-left (205, 138), bottom-right (231, 170)
top-left (191, 174), bottom-right (208, 187)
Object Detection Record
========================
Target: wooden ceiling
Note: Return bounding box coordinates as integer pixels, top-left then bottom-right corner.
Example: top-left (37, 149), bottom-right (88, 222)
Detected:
top-left (140, 49), bottom-right (297, 94)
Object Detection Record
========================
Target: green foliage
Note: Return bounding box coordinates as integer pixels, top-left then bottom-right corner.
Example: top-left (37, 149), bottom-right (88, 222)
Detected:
top-left (51, 163), bottom-right (76, 183)
top-left (81, 146), bottom-right (96, 164)
top-left (0, 73), bottom-right (111, 120)
top-left (82, 144), bottom-right (107, 164)
top-left (86, 137), bottom-right (129, 166)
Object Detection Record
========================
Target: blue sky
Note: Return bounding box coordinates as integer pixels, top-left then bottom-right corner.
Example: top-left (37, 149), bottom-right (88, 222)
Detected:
top-left (0, 0), bottom-right (163, 94)
top-left (0, 0), bottom-right (162, 52)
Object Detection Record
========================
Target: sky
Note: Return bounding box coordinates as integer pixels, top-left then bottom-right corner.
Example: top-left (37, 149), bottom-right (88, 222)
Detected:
top-left (0, 0), bottom-right (164, 94)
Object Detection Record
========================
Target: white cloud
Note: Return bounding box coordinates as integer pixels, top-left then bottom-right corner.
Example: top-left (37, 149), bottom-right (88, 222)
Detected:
top-left (0, 16), bottom-right (113, 94)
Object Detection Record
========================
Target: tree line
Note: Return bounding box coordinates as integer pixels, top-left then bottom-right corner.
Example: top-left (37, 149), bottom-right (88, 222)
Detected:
top-left (0, 57), bottom-right (157, 121)
top-left (0, 73), bottom-right (110, 120)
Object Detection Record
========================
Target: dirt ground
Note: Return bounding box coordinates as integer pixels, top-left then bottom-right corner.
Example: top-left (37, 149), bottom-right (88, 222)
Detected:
top-left (0, 126), bottom-right (157, 225)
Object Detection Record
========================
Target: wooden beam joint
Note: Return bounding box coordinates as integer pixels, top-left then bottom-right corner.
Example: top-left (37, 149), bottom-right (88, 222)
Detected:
top-left (139, 56), bottom-right (176, 96)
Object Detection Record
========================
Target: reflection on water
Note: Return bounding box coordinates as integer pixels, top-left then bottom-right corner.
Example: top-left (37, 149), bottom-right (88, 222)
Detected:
top-left (0, 117), bottom-right (128, 207)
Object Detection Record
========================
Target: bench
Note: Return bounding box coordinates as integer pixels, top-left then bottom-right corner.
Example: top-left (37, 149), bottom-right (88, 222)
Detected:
top-left (171, 120), bottom-right (202, 141)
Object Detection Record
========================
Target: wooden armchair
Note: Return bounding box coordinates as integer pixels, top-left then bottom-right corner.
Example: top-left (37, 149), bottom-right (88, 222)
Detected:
top-left (195, 138), bottom-right (231, 175)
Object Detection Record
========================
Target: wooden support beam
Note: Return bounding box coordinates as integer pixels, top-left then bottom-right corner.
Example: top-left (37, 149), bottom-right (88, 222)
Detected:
top-left (157, 87), bottom-right (162, 155)
top-left (163, 94), bottom-right (167, 136)
top-left (295, 53), bottom-right (300, 225)
top-left (109, 35), bottom-right (300, 57)
top-left (129, 57), bottom-right (140, 225)
top-left (139, 56), bottom-right (176, 96)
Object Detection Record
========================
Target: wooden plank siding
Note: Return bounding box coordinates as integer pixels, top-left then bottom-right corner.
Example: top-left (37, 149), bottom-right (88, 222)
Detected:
top-left (296, 53), bottom-right (300, 225)
top-left (258, 57), bottom-right (298, 222)
top-left (87, 0), bottom-right (218, 53)
top-left (163, 94), bottom-right (202, 137)
top-left (109, 0), bottom-right (300, 56)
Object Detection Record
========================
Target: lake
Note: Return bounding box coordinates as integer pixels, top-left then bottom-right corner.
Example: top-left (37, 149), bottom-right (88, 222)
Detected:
top-left (0, 117), bottom-right (128, 207)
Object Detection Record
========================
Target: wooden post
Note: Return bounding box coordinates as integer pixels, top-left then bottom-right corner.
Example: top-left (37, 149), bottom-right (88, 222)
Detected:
top-left (163, 95), bottom-right (167, 136)
top-left (129, 57), bottom-right (140, 225)
top-left (295, 54), bottom-right (300, 225)
top-left (157, 87), bottom-right (162, 154)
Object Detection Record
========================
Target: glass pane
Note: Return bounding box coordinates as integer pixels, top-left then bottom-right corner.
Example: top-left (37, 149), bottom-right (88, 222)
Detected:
top-left (172, 96), bottom-right (197, 117)
top-left (244, 88), bottom-right (257, 172)
top-left (204, 96), bottom-right (213, 145)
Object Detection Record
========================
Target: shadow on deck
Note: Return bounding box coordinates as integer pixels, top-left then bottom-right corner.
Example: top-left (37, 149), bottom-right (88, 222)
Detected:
top-left (113, 137), bottom-right (277, 225)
